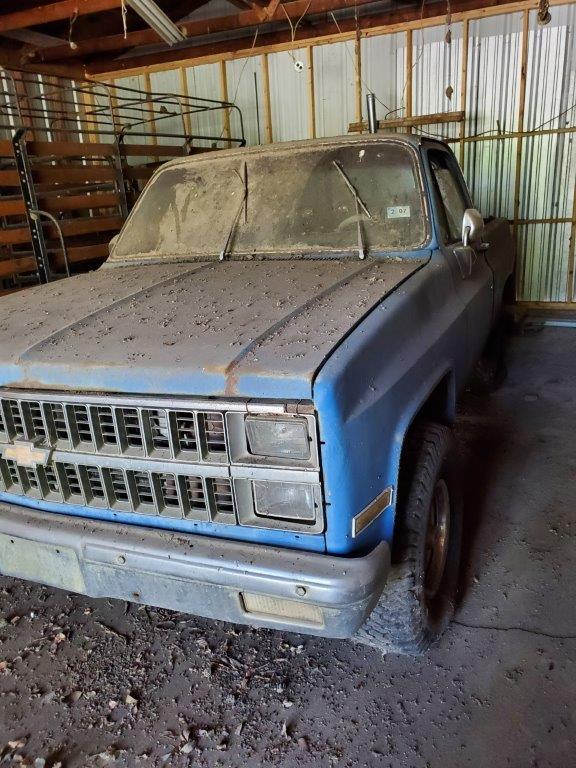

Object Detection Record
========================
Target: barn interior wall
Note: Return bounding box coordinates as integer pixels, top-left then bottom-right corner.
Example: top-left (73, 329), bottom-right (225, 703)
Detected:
top-left (2, 2), bottom-right (574, 304)
top-left (108, 3), bottom-right (576, 305)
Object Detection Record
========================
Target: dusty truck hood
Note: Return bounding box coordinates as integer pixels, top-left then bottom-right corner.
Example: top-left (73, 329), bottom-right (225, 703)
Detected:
top-left (0, 258), bottom-right (426, 399)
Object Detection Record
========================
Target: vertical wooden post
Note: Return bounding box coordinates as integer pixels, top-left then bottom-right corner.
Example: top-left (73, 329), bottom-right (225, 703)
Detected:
top-left (219, 60), bottom-right (231, 144)
top-left (79, 83), bottom-right (97, 143)
top-left (179, 66), bottom-right (192, 142)
top-left (107, 77), bottom-right (119, 136)
top-left (11, 71), bottom-right (35, 141)
top-left (405, 28), bottom-right (413, 134)
top-left (307, 46), bottom-right (316, 139)
top-left (261, 53), bottom-right (273, 143)
top-left (566, 180), bottom-right (576, 302)
top-left (459, 19), bottom-right (469, 167)
top-left (513, 9), bottom-right (530, 298)
top-left (355, 32), bottom-right (362, 127)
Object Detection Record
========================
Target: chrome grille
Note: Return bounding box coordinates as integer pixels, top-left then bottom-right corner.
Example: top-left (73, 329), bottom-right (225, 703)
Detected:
top-left (0, 396), bottom-right (228, 463)
top-left (0, 392), bottom-right (322, 533)
top-left (0, 456), bottom-right (234, 523)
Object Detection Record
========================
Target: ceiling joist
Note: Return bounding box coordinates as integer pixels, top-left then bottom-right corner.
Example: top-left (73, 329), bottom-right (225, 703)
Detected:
top-left (30, 0), bottom-right (377, 62)
top-left (85, 0), bottom-right (516, 74)
top-left (0, 0), bottom-right (126, 33)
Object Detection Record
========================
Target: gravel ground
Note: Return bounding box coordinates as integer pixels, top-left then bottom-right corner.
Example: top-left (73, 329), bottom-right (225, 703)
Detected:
top-left (0, 325), bottom-right (575, 767)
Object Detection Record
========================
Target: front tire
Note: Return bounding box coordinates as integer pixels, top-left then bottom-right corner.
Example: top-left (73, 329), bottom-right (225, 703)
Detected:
top-left (355, 421), bottom-right (462, 656)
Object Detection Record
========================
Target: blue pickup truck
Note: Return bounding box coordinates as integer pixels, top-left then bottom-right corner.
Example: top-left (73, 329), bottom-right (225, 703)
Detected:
top-left (0, 134), bottom-right (513, 655)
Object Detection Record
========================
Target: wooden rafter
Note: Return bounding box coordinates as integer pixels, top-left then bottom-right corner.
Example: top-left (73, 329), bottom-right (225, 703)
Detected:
top-left (85, 0), bottom-right (519, 74)
top-left (0, 0), bottom-right (125, 33)
top-left (30, 0), bottom-right (376, 62)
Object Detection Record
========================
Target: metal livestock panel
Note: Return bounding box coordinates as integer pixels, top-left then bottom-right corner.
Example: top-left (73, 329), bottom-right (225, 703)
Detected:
top-left (149, 68), bottom-right (189, 145)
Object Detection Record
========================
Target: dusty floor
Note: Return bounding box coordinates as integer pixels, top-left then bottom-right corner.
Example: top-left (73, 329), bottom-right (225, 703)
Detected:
top-left (0, 326), bottom-right (575, 767)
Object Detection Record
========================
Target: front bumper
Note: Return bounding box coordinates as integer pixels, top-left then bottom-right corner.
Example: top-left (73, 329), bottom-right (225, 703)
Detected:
top-left (0, 502), bottom-right (390, 638)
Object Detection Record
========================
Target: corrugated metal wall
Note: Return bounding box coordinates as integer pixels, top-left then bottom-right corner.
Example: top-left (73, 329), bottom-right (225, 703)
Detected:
top-left (108, 2), bottom-right (576, 304)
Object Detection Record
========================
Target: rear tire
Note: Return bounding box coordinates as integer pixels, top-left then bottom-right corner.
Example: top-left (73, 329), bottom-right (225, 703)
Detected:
top-left (354, 421), bottom-right (462, 656)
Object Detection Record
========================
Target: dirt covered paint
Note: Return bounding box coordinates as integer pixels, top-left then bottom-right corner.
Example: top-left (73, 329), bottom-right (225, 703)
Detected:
top-left (0, 258), bottom-right (425, 397)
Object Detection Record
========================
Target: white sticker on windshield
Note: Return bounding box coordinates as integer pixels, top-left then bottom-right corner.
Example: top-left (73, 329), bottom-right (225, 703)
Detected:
top-left (387, 206), bottom-right (411, 219)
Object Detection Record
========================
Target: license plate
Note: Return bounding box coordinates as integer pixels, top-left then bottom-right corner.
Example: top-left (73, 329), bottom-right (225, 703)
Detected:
top-left (0, 533), bottom-right (85, 593)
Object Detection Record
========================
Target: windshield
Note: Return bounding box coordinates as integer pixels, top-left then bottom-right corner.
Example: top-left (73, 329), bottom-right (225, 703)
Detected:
top-left (111, 141), bottom-right (427, 262)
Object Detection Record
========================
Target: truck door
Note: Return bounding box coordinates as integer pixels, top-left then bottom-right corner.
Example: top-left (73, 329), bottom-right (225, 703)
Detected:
top-left (426, 147), bottom-right (494, 370)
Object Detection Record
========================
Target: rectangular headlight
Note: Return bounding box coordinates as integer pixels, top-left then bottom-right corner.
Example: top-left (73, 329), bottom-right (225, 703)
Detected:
top-left (253, 480), bottom-right (317, 523)
top-left (245, 417), bottom-right (310, 461)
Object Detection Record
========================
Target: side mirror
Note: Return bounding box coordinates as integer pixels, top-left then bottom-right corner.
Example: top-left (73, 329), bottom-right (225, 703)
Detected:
top-left (461, 208), bottom-right (485, 248)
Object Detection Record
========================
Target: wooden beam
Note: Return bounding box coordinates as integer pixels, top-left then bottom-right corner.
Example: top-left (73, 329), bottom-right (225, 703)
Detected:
top-left (513, 8), bottom-right (529, 299)
top-left (0, 215), bottom-right (124, 245)
top-left (349, 110), bottom-right (466, 132)
top-left (86, 0), bottom-right (523, 74)
top-left (0, 242), bottom-right (110, 278)
top-left (36, 0), bottom-right (380, 62)
top-left (459, 18), bottom-right (469, 166)
top-left (88, 0), bottom-right (563, 77)
top-left (307, 46), bottom-right (316, 139)
top-left (219, 60), bottom-right (231, 142)
top-left (405, 28), bottom-right (413, 134)
top-left (0, 0), bottom-right (126, 33)
top-left (355, 32), bottom-right (362, 125)
top-left (261, 53), bottom-right (272, 143)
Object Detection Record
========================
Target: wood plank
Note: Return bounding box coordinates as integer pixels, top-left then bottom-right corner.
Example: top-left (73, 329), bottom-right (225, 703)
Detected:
top-left (120, 144), bottom-right (186, 157)
top-left (27, 140), bottom-right (117, 158)
top-left (307, 46), bottom-right (316, 139)
top-left (0, 215), bottom-right (124, 245)
top-left (0, 0), bottom-right (124, 33)
top-left (355, 34), bottom-right (362, 125)
top-left (34, 166), bottom-right (117, 184)
top-left (0, 256), bottom-right (37, 278)
top-left (0, 242), bottom-right (109, 278)
top-left (38, 192), bottom-right (120, 213)
top-left (459, 19), bottom-right (470, 166)
top-left (0, 199), bottom-right (26, 217)
top-left (405, 29), bottom-right (413, 135)
top-left (513, 9), bottom-right (529, 299)
top-left (66, 242), bottom-right (110, 263)
top-left (0, 167), bottom-right (117, 187)
top-left (123, 166), bottom-right (157, 181)
top-left (348, 110), bottom-right (466, 132)
top-left (262, 54), bottom-right (273, 144)
top-left (41, 0), bottom-right (381, 61)
top-left (220, 61), bottom-right (231, 143)
top-left (88, 0), bottom-right (556, 76)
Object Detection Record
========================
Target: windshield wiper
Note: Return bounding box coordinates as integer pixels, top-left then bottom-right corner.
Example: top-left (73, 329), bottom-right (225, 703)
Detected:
top-left (220, 162), bottom-right (248, 261)
top-left (332, 159), bottom-right (372, 260)
top-left (332, 160), bottom-right (372, 219)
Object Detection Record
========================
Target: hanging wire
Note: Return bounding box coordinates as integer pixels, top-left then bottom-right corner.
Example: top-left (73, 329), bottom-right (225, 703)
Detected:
top-left (218, 26), bottom-right (260, 142)
top-left (328, 11), bottom-right (392, 113)
top-left (121, 0), bottom-right (128, 39)
top-left (68, 10), bottom-right (78, 50)
top-left (281, 2), bottom-right (312, 64)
